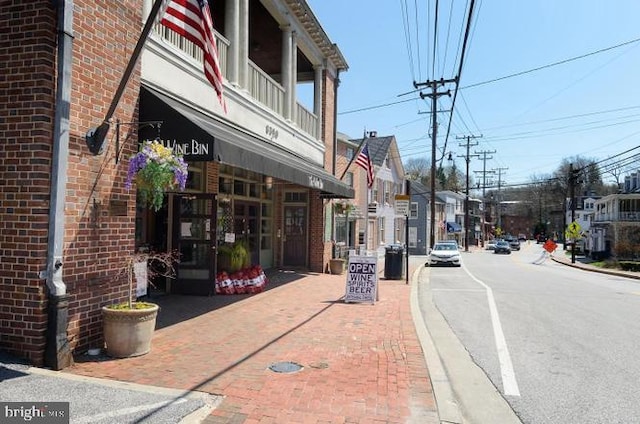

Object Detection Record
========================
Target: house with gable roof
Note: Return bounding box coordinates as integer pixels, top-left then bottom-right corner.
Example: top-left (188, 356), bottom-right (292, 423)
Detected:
top-left (347, 133), bottom-right (407, 253)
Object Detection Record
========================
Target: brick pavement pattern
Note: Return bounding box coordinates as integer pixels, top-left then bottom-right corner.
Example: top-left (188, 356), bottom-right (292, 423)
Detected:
top-left (67, 272), bottom-right (439, 423)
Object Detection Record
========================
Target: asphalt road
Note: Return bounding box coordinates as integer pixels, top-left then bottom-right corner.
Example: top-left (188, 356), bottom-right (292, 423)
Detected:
top-left (0, 352), bottom-right (220, 423)
top-left (421, 242), bottom-right (640, 424)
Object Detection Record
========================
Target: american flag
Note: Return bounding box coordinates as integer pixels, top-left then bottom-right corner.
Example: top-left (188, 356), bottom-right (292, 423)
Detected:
top-left (160, 0), bottom-right (226, 111)
top-left (355, 143), bottom-right (374, 188)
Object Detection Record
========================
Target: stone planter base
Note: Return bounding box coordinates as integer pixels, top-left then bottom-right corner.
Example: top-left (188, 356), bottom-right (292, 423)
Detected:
top-left (329, 259), bottom-right (346, 275)
top-left (102, 304), bottom-right (159, 358)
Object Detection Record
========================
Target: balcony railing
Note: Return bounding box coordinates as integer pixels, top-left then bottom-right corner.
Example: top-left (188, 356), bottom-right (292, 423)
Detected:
top-left (296, 102), bottom-right (318, 139)
top-left (154, 24), bottom-right (317, 139)
top-left (154, 23), bottom-right (229, 77)
top-left (248, 60), bottom-right (285, 116)
top-left (594, 211), bottom-right (640, 222)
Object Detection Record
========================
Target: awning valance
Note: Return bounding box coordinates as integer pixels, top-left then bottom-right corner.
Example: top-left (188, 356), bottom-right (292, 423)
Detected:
top-left (139, 87), bottom-right (354, 199)
top-left (446, 222), bottom-right (462, 233)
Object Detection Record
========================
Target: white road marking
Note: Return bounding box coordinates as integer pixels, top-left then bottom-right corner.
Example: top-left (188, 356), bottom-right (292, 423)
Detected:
top-left (73, 399), bottom-right (189, 424)
top-left (462, 264), bottom-right (521, 397)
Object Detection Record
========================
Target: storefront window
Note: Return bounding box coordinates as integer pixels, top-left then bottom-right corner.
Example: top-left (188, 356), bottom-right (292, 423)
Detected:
top-left (261, 203), bottom-right (272, 250)
top-left (185, 162), bottom-right (204, 191)
top-left (219, 176), bottom-right (232, 194)
top-left (233, 179), bottom-right (246, 196)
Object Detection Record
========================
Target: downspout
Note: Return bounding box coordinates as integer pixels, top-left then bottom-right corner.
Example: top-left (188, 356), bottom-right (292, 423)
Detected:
top-left (331, 68), bottom-right (341, 259)
top-left (332, 68), bottom-right (340, 175)
top-left (44, 0), bottom-right (74, 370)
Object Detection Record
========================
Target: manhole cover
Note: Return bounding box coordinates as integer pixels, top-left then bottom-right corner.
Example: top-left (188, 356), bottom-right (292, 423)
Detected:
top-left (269, 361), bottom-right (303, 373)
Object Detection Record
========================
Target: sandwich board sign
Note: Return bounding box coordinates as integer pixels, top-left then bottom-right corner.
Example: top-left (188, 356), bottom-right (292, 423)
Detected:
top-left (345, 255), bottom-right (377, 304)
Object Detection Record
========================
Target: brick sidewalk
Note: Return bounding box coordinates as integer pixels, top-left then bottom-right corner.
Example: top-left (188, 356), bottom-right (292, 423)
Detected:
top-left (67, 270), bottom-right (439, 423)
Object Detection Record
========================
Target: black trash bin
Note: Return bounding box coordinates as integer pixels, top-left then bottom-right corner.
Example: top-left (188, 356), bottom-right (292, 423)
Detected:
top-left (384, 244), bottom-right (404, 279)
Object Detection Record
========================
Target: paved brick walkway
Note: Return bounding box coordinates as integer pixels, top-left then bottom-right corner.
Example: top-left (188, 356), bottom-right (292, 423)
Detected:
top-left (67, 268), bottom-right (439, 423)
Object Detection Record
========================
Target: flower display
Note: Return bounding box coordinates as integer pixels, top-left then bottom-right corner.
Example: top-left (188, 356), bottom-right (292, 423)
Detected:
top-left (125, 140), bottom-right (189, 211)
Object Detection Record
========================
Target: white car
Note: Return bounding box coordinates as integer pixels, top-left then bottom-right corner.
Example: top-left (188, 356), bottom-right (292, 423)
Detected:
top-left (485, 239), bottom-right (499, 250)
top-left (426, 242), bottom-right (462, 267)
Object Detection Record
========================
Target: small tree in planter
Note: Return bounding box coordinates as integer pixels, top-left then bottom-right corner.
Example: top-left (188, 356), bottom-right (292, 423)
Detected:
top-left (102, 250), bottom-right (180, 358)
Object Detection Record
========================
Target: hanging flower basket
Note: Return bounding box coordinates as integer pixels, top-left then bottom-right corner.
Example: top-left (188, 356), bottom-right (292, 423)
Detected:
top-left (125, 140), bottom-right (188, 211)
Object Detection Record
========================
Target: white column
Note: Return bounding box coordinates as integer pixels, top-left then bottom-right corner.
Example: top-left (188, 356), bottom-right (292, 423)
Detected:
top-left (313, 64), bottom-right (324, 139)
top-left (281, 24), bottom-right (292, 120)
top-left (238, 0), bottom-right (249, 89)
top-left (143, 0), bottom-right (152, 19)
top-left (225, 0), bottom-right (239, 86)
top-left (290, 30), bottom-right (298, 124)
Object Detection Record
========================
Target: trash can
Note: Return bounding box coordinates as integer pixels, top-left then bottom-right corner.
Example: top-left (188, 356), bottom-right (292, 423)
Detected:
top-left (384, 244), bottom-right (404, 279)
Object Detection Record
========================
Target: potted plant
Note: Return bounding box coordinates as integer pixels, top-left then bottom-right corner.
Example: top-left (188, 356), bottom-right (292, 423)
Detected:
top-left (125, 139), bottom-right (189, 211)
top-left (101, 250), bottom-right (180, 358)
top-left (217, 241), bottom-right (250, 273)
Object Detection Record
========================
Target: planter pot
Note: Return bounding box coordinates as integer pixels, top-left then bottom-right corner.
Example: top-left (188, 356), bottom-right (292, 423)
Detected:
top-left (329, 259), bottom-right (346, 275)
top-left (102, 303), bottom-right (159, 358)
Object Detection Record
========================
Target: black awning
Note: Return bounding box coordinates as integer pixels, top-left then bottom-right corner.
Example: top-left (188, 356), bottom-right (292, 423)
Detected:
top-left (446, 222), bottom-right (462, 233)
top-left (139, 87), bottom-right (354, 199)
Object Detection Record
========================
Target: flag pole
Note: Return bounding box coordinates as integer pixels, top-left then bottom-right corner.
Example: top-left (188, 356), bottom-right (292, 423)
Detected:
top-left (85, 0), bottom-right (167, 154)
top-left (338, 136), bottom-right (367, 181)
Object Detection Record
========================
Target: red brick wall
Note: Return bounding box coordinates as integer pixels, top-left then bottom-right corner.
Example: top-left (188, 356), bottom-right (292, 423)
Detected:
top-left (317, 70), bottom-right (338, 270)
top-left (0, 0), bottom-right (142, 365)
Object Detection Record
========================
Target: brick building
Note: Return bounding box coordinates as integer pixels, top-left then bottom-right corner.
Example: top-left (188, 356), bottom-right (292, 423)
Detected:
top-left (0, 0), bottom-right (352, 368)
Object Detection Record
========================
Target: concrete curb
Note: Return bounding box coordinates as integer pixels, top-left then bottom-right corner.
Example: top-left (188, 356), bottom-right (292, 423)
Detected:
top-left (410, 262), bottom-right (523, 424)
top-left (550, 255), bottom-right (640, 280)
top-left (410, 265), bottom-right (463, 424)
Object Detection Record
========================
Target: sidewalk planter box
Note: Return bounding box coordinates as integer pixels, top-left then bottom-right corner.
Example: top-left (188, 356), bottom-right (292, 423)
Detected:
top-left (102, 303), bottom-right (159, 358)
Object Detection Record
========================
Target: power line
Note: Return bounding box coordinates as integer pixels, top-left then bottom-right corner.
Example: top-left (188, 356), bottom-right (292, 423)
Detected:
top-left (439, 0), bottom-right (476, 159)
top-left (348, 35), bottom-right (640, 117)
top-left (461, 35), bottom-right (640, 90)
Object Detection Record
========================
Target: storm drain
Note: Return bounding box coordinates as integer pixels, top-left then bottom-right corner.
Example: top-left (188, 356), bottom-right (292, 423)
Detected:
top-left (268, 361), bottom-right (303, 374)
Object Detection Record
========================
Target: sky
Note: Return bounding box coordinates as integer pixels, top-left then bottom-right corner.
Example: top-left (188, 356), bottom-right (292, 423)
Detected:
top-left (303, 0), bottom-right (640, 189)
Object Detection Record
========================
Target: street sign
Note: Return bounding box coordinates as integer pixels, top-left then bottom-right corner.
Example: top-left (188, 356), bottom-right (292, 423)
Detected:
top-left (543, 239), bottom-right (558, 253)
top-left (395, 194), bottom-right (410, 215)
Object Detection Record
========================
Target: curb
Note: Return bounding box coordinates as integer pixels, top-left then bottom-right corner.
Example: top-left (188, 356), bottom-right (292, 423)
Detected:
top-left (410, 262), bottom-right (523, 424)
top-left (409, 266), bottom-right (463, 424)
top-left (550, 255), bottom-right (640, 280)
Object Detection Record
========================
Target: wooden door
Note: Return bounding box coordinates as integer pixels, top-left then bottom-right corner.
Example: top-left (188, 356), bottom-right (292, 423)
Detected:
top-left (283, 205), bottom-right (307, 266)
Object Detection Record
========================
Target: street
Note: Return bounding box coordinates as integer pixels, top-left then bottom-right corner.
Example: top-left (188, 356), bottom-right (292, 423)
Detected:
top-left (417, 242), bottom-right (640, 424)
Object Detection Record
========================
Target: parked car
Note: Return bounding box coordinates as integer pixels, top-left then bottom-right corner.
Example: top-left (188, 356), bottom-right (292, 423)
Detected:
top-left (426, 242), bottom-right (461, 267)
top-left (439, 240), bottom-right (459, 249)
top-left (494, 240), bottom-right (512, 254)
top-left (485, 239), bottom-right (500, 250)
top-left (508, 239), bottom-right (521, 251)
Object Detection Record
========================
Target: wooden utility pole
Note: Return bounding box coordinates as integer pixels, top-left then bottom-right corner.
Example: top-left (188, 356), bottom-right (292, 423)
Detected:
top-left (456, 135), bottom-right (481, 251)
top-left (493, 167), bottom-right (509, 230)
top-left (414, 78), bottom-right (457, 249)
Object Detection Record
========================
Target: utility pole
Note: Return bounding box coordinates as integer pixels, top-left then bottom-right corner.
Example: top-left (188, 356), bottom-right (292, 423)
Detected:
top-left (456, 135), bottom-right (481, 251)
top-left (569, 163), bottom-right (579, 264)
top-left (474, 149), bottom-right (496, 197)
top-left (414, 77), bottom-right (457, 249)
top-left (493, 167), bottom-right (508, 231)
top-left (473, 149), bottom-right (495, 245)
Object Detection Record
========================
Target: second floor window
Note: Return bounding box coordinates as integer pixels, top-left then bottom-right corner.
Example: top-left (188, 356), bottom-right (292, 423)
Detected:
top-left (346, 147), bottom-right (354, 160)
top-left (345, 172), bottom-right (354, 187)
top-left (410, 202), bottom-right (418, 218)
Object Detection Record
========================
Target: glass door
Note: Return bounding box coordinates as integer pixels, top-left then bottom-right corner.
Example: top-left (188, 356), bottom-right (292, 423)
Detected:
top-left (172, 194), bottom-right (217, 295)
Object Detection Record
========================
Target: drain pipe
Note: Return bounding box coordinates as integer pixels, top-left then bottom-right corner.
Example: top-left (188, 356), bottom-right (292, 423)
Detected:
top-left (44, 0), bottom-right (74, 370)
top-left (331, 68), bottom-right (340, 175)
